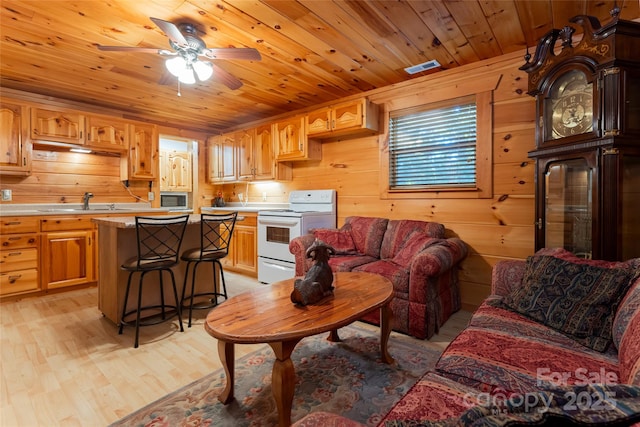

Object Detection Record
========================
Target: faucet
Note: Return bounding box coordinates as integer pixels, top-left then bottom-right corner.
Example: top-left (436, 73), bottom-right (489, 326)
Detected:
top-left (83, 192), bottom-right (94, 210)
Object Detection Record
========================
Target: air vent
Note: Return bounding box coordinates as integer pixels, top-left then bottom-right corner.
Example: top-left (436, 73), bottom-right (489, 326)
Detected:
top-left (404, 60), bottom-right (441, 75)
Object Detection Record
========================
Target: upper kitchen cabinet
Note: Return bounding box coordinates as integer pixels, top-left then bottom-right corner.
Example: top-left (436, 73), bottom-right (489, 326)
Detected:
top-left (274, 116), bottom-right (321, 162)
top-left (0, 100), bottom-right (31, 176)
top-left (160, 150), bottom-right (192, 192)
top-left (85, 115), bottom-right (128, 151)
top-left (306, 98), bottom-right (379, 139)
top-left (121, 123), bottom-right (158, 181)
top-left (207, 134), bottom-right (236, 182)
top-left (238, 124), bottom-right (292, 181)
top-left (31, 106), bottom-right (84, 145)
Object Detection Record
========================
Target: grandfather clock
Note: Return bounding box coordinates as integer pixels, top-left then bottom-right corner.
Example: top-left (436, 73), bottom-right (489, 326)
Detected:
top-left (520, 9), bottom-right (640, 261)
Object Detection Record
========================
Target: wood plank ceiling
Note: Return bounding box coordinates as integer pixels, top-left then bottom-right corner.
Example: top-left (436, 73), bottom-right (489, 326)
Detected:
top-left (1, 0), bottom-right (638, 133)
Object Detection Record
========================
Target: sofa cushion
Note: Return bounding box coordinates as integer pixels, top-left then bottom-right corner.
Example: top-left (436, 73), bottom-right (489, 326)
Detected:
top-left (344, 216), bottom-right (388, 258)
top-left (498, 255), bottom-right (638, 352)
top-left (312, 227), bottom-right (357, 255)
top-left (380, 220), bottom-right (445, 260)
top-left (436, 300), bottom-right (620, 394)
top-left (617, 287), bottom-right (640, 385)
top-left (392, 234), bottom-right (440, 268)
top-left (353, 260), bottom-right (410, 295)
top-left (613, 278), bottom-right (640, 349)
top-left (327, 255), bottom-right (378, 272)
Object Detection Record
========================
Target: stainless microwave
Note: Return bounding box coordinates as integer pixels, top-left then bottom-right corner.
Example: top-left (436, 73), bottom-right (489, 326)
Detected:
top-left (160, 192), bottom-right (189, 209)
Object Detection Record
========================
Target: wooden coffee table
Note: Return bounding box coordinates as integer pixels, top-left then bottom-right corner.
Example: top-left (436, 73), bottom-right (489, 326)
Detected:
top-left (204, 271), bottom-right (394, 427)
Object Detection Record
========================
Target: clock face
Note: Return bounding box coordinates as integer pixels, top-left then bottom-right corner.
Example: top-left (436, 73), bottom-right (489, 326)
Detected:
top-left (546, 70), bottom-right (594, 140)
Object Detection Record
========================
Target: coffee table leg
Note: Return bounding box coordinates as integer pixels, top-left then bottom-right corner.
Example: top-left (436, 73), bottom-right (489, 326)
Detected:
top-left (327, 329), bottom-right (341, 342)
top-left (268, 339), bottom-right (301, 427)
top-left (380, 304), bottom-right (394, 364)
top-left (217, 340), bottom-right (235, 404)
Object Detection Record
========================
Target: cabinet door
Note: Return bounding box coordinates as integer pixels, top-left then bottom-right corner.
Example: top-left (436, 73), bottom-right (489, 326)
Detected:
top-left (127, 123), bottom-right (158, 180)
top-left (332, 100), bottom-right (364, 131)
top-left (85, 115), bottom-right (128, 151)
top-left (42, 230), bottom-right (95, 289)
top-left (236, 129), bottom-right (255, 180)
top-left (306, 108), bottom-right (331, 136)
top-left (207, 136), bottom-right (222, 182)
top-left (167, 151), bottom-right (192, 191)
top-left (0, 101), bottom-right (31, 175)
top-left (31, 107), bottom-right (84, 144)
top-left (253, 123), bottom-right (277, 180)
top-left (275, 117), bottom-right (305, 160)
top-left (220, 133), bottom-right (236, 182)
top-left (233, 224), bottom-right (257, 275)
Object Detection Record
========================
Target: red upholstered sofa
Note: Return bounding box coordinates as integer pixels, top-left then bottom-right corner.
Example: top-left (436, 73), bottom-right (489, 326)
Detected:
top-left (292, 248), bottom-right (640, 426)
top-left (289, 216), bottom-right (468, 340)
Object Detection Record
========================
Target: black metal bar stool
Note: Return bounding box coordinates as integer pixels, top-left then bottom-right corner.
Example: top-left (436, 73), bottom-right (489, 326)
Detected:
top-left (119, 214), bottom-right (189, 348)
top-left (181, 212), bottom-right (237, 327)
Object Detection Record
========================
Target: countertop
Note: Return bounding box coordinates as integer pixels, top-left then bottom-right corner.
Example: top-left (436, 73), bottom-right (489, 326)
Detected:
top-left (201, 202), bottom-right (289, 213)
top-left (0, 203), bottom-right (188, 217)
top-left (92, 213), bottom-right (201, 229)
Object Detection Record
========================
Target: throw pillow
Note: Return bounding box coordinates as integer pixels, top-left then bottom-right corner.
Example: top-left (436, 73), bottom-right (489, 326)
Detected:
top-left (392, 233), bottom-right (439, 268)
top-left (312, 228), bottom-right (358, 255)
top-left (499, 255), bottom-right (638, 352)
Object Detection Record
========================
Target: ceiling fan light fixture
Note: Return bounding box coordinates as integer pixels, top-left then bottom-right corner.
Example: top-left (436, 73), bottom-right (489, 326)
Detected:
top-left (193, 60), bottom-right (213, 81)
top-left (165, 56), bottom-right (187, 77)
top-left (178, 66), bottom-right (196, 84)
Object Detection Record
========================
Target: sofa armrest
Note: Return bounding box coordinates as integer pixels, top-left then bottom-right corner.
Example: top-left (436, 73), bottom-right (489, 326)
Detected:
top-left (289, 234), bottom-right (317, 276)
top-left (410, 237), bottom-right (468, 277)
top-left (491, 259), bottom-right (526, 297)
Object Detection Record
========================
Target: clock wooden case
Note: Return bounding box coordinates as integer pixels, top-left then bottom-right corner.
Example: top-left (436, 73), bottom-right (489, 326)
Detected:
top-left (521, 10), bottom-right (640, 261)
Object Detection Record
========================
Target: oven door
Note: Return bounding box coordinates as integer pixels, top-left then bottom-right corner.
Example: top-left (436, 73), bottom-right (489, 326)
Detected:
top-left (257, 215), bottom-right (301, 263)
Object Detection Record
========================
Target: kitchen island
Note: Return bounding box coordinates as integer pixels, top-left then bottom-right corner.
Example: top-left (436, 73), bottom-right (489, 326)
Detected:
top-left (92, 215), bottom-right (219, 325)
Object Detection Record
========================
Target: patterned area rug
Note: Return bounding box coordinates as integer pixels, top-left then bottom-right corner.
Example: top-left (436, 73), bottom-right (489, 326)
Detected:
top-left (109, 323), bottom-right (442, 427)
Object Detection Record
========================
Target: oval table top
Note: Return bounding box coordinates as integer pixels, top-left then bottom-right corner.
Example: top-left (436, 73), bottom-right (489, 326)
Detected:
top-left (204, 271), bottom-right (393, 344)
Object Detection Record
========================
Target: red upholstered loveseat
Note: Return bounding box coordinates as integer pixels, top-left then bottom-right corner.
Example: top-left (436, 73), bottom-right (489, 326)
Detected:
top-left (292, 248), bottom-right (640, 426)
top-left (288, 216), bottom-right (468, 340)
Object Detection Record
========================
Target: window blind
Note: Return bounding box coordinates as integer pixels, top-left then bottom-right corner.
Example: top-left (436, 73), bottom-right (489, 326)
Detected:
top-left (389, 102), bottom-right (477, 189)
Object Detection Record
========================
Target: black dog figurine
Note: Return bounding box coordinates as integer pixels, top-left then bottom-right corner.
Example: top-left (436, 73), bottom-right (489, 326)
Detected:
top-left (291, 239), bottom-right (335, 306)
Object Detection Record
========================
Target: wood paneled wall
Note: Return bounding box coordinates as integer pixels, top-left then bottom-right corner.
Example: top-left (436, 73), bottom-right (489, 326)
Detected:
top-left (2, 50), bottom-right (534, 310)
top-left (219, 50), bottom-right (536, 309)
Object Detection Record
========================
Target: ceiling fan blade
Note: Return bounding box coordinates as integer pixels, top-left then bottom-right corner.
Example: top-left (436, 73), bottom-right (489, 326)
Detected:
top-left (210, 63), bottom-right (243, 90)
top-left (150, 17), bottom-right (188, 48)
top-left (202, 48), bottom-right (262, 61)
top-left (97, 45), bottom-right (170, 54)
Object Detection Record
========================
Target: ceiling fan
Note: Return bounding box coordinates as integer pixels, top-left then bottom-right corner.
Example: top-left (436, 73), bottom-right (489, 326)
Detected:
top-left (97, 17), bottom-right (261, 90)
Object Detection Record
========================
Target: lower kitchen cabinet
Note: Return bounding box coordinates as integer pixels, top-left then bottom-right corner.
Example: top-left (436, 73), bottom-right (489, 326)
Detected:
top-left (0, 217), bottom-right (40, 296)
top-left (41, 217), bottom-right (96, 290)
top-left (219, 213), bottom-right (257, 277)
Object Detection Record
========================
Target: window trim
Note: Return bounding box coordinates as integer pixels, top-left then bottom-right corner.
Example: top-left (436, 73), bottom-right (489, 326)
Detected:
top-left (380, 90), bottom-right (493, 199)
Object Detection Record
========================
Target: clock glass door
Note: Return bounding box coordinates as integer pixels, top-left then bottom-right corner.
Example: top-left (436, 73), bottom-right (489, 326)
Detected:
top-left (544, 158), bottom-right (593, 258)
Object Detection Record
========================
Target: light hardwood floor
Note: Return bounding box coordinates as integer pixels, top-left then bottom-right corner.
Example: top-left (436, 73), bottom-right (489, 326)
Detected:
top-left (0, 272), bottom-right (472, 427)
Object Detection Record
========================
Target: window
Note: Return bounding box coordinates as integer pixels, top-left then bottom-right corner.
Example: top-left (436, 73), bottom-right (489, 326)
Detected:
top-left (389, 96), bottom-right (476, 189)
top-left (380, 90), bottom-right (492, 199)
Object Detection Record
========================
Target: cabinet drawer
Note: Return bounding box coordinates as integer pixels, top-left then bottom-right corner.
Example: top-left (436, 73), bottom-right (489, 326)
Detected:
top-left (0, 234), bottom-right (39, 250)
top-left (0, 248), bottom-right (38, 272)
top-left (236, 214), bottom-right (257, 227)
top-left (41, 217), bottom-right (94, 231)
top-left (0, 268), bottom-right (39, 296)
top-left (0, 218), bottom-right (39, 234)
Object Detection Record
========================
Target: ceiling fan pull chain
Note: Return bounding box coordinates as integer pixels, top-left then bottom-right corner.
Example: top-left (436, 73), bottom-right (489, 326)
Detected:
top-left (177, 79), bottom-right (181, 97)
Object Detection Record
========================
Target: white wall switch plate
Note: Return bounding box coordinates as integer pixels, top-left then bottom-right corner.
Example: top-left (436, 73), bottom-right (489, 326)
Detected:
top-left (148, 191), bottom-right (155, 201)
top-left (1, 189), bottom-right (12, 201)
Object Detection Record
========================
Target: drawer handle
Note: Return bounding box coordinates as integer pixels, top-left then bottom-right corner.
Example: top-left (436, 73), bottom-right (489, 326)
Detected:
top-left (4, 221), bottom-right (21, 225)
top-left (8, 237), bottom-right (21, 241)
top-left (8, 275), bottom-right (22, 284)
top-left (8, 252), bottom-right (22, 256)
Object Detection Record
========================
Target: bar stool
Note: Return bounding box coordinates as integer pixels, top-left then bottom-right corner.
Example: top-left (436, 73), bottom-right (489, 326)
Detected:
top-left (181, 212), bottom-right (237, 327)
top-left (119, 214), bottom-right (189, 348)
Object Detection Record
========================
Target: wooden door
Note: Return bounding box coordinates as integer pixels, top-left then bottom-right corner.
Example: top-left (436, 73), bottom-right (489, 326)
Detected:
top-left (127, 123), bottom-right (158, 180)
top-left (0, 100), bottom-right (31, 175)
top-left (42, 230), bottom-right (95, 289)
top-left (31, 107), bottom-right (84, 144)
top-left (254, 124), bottom-right (275, 180)
top-left (85, 115), bottom-right (128, 151)
top-left (236, 129), bottom-right (255, 180)
top-left (332, 100), bottom-right (364, 132)
top-left (220, 133), bottom-right (236, 182)
top-left (232, 224), bottom-right (257, 275)
top-left (306, 108), bottom-right (331, 136)
top-left (274, 116), bottom-right (305, 160)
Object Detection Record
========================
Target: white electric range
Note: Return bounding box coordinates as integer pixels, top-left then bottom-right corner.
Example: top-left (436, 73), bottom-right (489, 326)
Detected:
top-left (257, 189), bottom-right (336, 283)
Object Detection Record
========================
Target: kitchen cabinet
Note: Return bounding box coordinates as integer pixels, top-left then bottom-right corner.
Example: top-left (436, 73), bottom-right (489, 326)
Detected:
top-left (160, 150), bottom-right (192, 191)
top-left (207, 134), bottom-right (236, 182)
top-left (121, 123), bottom-right (158, 181)
top-left (0, 217), bottom-right (40, 297)
top-left (85, 115), bottom-right (128, 151)
top-left (31, 106), bottom-right (85, 145)
top-left (0, 100), bottom-right (31, 176)
top-left (218, 213), bottom-right (257, 277)
top-left (274, 116), bottom-right (321, 162)
top-left (306, 98), bottom-right (379, 139)
top-left (237, 124), bottom-right (292, 181)
top-left (41, 217), bottom-right (96, 290)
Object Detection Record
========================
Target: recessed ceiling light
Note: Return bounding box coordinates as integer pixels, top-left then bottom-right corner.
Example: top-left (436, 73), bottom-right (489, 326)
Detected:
top-left (404, 60), bottom-right (441, 75)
